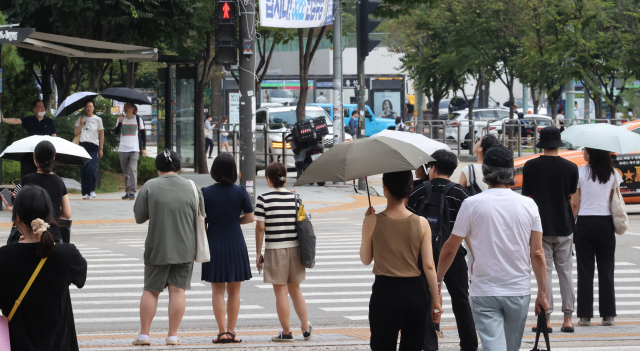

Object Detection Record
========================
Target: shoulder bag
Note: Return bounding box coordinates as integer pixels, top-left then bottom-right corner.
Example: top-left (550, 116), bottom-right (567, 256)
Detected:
top-left (0, 256), bottom-right (49, 351)
top-left (188, 180), bottom-right (210, 263)
top-left (294, 194), bottom-right (316, 268)
top-left (465, 164), bottom-right (483, 196)
top-left (530, 308), bottom-right (551, 351)
top-left (610, 182), bottom-right (628, 235)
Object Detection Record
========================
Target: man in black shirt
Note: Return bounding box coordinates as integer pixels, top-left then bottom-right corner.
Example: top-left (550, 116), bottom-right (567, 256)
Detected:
top-left (407, 150), bottom-right (478, 351)
top-left (522, 126), bottom-right (578, 332)
top-left (2, 100), bottom-right (58, 179)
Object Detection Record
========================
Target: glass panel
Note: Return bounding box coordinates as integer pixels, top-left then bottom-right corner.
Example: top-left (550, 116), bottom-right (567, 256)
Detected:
top-left (174, 76), bottom-right (195, 167)
top-left (157, 80), bottom-right (166, 148)
top-left (315, 89), bottom-right (333, 103)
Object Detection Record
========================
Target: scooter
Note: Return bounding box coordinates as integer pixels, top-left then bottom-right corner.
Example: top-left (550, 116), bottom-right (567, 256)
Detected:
top-left (286, 135), bottom-right (325, 186)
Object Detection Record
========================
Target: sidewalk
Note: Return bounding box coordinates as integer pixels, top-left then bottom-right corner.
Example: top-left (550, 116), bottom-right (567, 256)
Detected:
top-left (76, 321), bottom-right (640, 350)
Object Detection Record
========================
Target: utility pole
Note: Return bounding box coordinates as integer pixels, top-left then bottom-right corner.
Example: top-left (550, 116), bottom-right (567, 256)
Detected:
top-left (523, 84), bottom-right (529, 114)
top-left (332, 0), bottom-right (345, 185)
top-left (416, 86), bottom-right (423, 133)
top-left (239, 0), bottom-right (256, 204)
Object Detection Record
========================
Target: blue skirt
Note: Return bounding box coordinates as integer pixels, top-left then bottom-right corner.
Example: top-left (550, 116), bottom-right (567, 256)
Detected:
top-left (201, 229), bottom-right (252, 283)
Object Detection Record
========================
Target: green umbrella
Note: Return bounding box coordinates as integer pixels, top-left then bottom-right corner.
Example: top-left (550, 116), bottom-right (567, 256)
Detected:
top-left (294, 136), bottom-right (434, 204)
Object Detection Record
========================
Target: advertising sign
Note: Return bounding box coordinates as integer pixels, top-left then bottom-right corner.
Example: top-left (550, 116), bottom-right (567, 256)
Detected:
top-left (613, 153), bottom-right (640, 197)
top-left (0, 28), bottom-right (35, 44)
top-left (229, 92), bottom-right (240, 124)
top-left (260, 0), bottom-right (333, 28)
top-left (373, 91), bottom-right (401, 119)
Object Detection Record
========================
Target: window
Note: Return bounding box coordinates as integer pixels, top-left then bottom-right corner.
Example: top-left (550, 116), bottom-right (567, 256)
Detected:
top-left (256, 110), bottom-right (267, 124)
top-left (496, 110), bottom-right (510, 119)
top-left (344, 108), bottom-right (350, 118)
top-left (479, 110), bottom-right (497, 120)
top-left (632, 127), bottom-right (640, 136)
top-left (268, 108), bottom-right (333, 125)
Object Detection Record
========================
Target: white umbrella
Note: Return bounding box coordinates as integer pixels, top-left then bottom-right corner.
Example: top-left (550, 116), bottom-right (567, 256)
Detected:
top-left (55, 92), bottom-right (98, 117)
top-left (0, 136), bottom-right (91, 166)
top-left (371, 129), bottom-right (452, 155)
top-left (561, 123), bottom-right (640, 154)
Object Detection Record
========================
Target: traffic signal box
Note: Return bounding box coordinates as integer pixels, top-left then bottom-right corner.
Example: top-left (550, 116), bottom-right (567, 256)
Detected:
top-left (215, 0), bottom-right (239, 65)
top-left (356, 0), bottom-right (382, 58)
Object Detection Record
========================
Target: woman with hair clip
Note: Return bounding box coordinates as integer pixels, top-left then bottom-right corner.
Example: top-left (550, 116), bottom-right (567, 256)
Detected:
top-left (255, 162), bottom-right (312, 342)
top-left (2, 140), bottom-right (72, 243)
top-left (133, 150), bottom-right (205, 346)
top-left (0, 185), bottom-right (87, 351)
top-left (572, 148), bottom-right (623, 327)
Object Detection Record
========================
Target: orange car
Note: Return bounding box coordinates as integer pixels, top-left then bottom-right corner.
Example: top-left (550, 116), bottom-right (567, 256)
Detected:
top-left (513, 119), bottom-right (640, 204)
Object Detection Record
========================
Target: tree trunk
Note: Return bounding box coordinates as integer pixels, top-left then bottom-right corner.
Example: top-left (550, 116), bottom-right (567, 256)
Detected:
top-left (127, 62), bottom-right (139, 89)
top-left (507, 87), bottom-right (515, 151)
top-left (531, 88), bottom-right (539, 114)
top-left (296, 27), bottom-right (326, 122)
top-left (87, 59), bottom-right (104, 92)
top-left (196, 72), bottom-right (209, 173)
top-left (211, 70), bottom-right (224, 118)
top-left (431, 96), bottom-right (441, 139)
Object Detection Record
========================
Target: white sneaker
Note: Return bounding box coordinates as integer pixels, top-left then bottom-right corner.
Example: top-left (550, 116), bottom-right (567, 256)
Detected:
top-left (90, 192), bottom-right (97, 198)
top-left (83, 194), bottom-right (91, 200)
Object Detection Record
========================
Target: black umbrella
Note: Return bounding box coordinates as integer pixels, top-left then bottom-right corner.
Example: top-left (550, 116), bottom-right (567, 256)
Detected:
top-left (55, 92), bottom-right (98, 117)
top-left (101, 87), bottom-right (151, 105)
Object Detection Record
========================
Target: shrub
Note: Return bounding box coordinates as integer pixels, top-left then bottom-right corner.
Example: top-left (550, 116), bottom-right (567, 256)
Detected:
top-left (138, 155), bottom-right (158, 185)
top-left (2, 160), bottom-right (21, 184)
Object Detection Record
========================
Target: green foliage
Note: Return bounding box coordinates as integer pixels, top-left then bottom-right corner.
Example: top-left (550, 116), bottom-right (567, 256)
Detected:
top-left (137, 156), bottom-right (158, 184)
top-left (95, 171), bottom-right (121, 194)
top-left (2, 160), bottom-right (20, 184)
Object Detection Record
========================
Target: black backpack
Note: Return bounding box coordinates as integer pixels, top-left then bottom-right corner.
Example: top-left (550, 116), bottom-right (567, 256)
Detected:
top-left (465, 164), bottom-right (483, 196)
top-left (417, 180), bottom-right (456, 256)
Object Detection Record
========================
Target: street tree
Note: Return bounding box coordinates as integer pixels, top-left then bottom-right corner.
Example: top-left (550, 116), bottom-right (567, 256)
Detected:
top-left (296, 26), bottom-right (328, 121)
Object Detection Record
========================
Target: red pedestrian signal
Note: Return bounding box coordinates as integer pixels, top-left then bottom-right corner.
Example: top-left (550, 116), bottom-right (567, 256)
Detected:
top-left (222, 2), bottom-right (230, 18)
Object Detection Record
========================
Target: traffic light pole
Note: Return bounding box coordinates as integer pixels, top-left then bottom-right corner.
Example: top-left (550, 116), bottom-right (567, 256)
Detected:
top-left (239, 0), bottom-right (256, 205)
top-left (332, 0), bottom-right (345, 186)
top-left (356, 56), bottom-right (367, 192)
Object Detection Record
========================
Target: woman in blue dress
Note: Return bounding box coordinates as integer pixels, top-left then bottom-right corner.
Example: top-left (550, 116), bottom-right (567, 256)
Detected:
top-left (201, 153), bottom-right (254, 343)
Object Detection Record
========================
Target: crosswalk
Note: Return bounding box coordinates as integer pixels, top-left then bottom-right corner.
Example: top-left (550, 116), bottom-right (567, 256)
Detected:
top-left (12, 220), bottom-right (639, 331)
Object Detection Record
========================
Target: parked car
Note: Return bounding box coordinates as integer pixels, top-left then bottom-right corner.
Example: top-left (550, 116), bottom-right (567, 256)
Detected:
top-left (265, 89), bottom-right (298, 104)
top-left (427, 97), bottom-right (469, 120)
top-left (496, 114), bottom-right (554, 136)
top-left (255, 105), bottom-right (352, 171)
top-left (444, 108), bottom-right (510, 148)
top-left (308, 103), bottom-right (396, 137)
top-left (513, 119), bottom-right (640, 204)
top-left (503, 100), bottom-right (548, 115)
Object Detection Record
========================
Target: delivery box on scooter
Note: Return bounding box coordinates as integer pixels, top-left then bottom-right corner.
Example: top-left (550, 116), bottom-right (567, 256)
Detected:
top-left (288, 116), bottom-right (329, 154)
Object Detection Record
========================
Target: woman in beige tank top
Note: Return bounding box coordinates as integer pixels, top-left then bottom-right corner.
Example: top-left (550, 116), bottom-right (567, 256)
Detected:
top-left (360, 170), bottom-right (442, 351)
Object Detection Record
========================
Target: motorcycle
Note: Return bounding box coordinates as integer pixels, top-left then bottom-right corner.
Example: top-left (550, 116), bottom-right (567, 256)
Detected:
top-left (286, 135), bottom-right (325, 186)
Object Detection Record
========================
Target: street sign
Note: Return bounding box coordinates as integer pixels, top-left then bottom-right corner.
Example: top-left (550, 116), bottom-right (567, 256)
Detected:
top-left (0, 28), bottom-right (34, 44)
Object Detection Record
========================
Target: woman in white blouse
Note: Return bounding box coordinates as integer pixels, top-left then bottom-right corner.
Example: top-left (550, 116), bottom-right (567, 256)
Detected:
top-left (74, 101), bottom-right (104, 199)
top-left (571, 147), bottom-right (622, 327)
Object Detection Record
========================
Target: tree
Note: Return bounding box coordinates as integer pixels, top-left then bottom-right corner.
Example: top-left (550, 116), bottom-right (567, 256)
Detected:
top-left (295, 26), bottom-right (327, 121)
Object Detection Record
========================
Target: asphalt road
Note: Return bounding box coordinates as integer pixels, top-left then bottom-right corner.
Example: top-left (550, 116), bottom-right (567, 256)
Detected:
top-left (1, 204), bottom-right (638, 335)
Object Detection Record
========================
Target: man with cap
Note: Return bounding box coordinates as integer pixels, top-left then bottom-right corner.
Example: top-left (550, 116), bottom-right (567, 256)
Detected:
top-left (436, 145), bottom-right (549, 351)
top-left (522, 126), bottom-right (578, 333)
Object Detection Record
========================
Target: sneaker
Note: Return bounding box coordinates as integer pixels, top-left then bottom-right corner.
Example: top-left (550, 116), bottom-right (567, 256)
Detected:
top-left (90, 192), bottom-right (97, 199)
top-left (272, 331), bottom-right (294, 342)
top-left (303, 324), bottom-right (313, 340)
top-left (132, 337), bottom-right (150, 346)
top-left (129, 194), bottom-right (135, 200)
top-left (122, 194), bottom-right (130, 200)
top-left (166, 337), bottom-right (181, 345)
top-left (603, 317), bottom-right (615, 326)
top-left (578, 317), bottom-right (591, 326)
top-left (436, 330), bottom-right (445, 338)
top-left (83, 194), bottom-right (91, 200)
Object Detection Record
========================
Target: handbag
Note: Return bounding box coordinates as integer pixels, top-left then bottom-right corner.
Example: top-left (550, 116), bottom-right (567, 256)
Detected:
top-left (465, 164), bottom-right (483, 196)
top-left (530, 308), bottom-right (551, 351)
top-left (294, 194), bottom-right (316, 268)
top-left (610, 183), bottom-right (628, 235)
top-left (0, 255), bottom-right (49, 350)
top-left (59, 219), bottom-right (72, 244)
top-left (188, 180), bottom-right (210, 263)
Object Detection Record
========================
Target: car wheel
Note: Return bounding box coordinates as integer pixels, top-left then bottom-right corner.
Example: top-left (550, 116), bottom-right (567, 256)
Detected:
top-left (462, 132), bottom-right (472, 149)
top-left (317, 182), bottom-right (326, 186)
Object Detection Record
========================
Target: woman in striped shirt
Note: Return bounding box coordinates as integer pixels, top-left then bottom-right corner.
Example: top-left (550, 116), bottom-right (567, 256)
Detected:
top-left (255, 162), bottom-right (312, 342)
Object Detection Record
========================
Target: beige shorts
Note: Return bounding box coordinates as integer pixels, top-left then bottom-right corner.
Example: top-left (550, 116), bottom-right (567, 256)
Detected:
top-left (264, 247), bottom-right (306, 285)
top-left (144, 263), bottom-right (194, 292)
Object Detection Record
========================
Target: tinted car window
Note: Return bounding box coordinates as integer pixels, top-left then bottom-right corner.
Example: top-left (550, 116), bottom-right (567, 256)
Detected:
top-left (449, 112), bottom-right (464, 120)
top-left (480, 110), bottom-right (497, 120)
top-left (496, 110), bottom-right (510, 119)
top-left (632, 127), bottom-right (640, 135)
top-left (268, 109), bottom-right (332, 125)
top-left (256, 110), bottom-right (267, 124)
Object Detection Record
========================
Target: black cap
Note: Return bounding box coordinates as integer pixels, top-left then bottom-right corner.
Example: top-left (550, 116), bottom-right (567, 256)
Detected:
top-left (536, 126), bottom-right (565, 149)
top-left (483, 145), bottom-right (514, 168)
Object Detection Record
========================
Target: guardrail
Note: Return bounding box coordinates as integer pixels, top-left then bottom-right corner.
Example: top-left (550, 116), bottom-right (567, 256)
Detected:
top-left (214, 123), bottom-right (297, 168)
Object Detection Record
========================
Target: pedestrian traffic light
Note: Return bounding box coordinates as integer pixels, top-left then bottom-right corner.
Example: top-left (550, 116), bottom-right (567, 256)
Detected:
top-left (215, 0), bottom-right (239, 66)
top-left (356, 0), bottom-right (382, 58)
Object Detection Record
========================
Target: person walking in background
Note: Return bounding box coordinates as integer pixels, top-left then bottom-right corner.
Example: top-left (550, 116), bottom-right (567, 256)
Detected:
top-left (74, 100), bottom-right (104, 200)
top-left (0, 185), bottom-right (87, 351)
top-left (1, 99), bottom-right (58, 179)
top-left (522, 126), bottom-right (578, 333)
top-left (557, 107), bottom-right (566, 132)
top-left (437, 145), bottom-right (548, 351)
top-left (255, 162), bottom-right (312, 342)
top-left (315, 92), bottom-right (327, 103)
top-left (205, 115), bottom-right (215, 159)
top-left (133, 106), bottom-right (148, 155)
top-left (361, 170), bottom-right (442, 351)
top-left (349, 110), bottom-right (359, 139)
top-left (115, 102), bottom-right (146, 200)
top-left (201, 153), bottom-right (254, 343)
top-left (219, 116), bottom-right (230, 153)
top-left (132, 150), bottom-right (205, 346)
top-left (458, 134), bottom-right (500, 193)
top-left (406, 150), bottom-right (477, 351)
top-left (574, 101), bottom-right (582, 123)
top-left (1, 141), bottom-right (72, 243)
top-left (394, 117), bottom-right (405, 131)
top-left (571, 147), bottom-right (622, 327)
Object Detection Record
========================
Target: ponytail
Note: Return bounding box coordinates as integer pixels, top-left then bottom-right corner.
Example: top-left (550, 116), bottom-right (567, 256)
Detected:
top-left (37, 231), bottom-right (55, 258)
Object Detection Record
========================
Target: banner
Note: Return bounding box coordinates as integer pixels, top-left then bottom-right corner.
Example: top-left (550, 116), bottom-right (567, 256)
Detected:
top-left (229, 93), bottom-right (240, 124)
top-left (261, 0), bottom-right (333, 28)
top-left (0, 28), bottom-right (35, 44)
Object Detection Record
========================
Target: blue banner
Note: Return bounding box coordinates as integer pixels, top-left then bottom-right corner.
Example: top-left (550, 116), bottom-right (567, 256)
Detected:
top-left (261, 0), bottom-right (333, 28)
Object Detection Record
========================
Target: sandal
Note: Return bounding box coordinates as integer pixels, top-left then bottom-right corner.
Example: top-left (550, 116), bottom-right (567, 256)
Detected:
top-left (226, 332), bottom-right (242, 343)
top-left (212, 332), bottom-right (230, 344)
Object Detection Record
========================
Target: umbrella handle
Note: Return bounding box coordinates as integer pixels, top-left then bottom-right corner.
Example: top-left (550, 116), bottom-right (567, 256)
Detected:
top-left (366, 177), bottom-right (371, 208)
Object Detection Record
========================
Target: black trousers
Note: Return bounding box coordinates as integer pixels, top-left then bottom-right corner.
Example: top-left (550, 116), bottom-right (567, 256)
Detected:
top-left (423, 247), bottom-right (478, 351)
top-left (370, 275), bottom-right (428, 351)
top-left (205, 138), bottom-right (214, 156)
top-left (575, 215), bottom-right (617, 318)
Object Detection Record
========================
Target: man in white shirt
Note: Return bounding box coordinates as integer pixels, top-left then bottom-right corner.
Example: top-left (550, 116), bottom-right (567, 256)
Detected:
top-left (315, 92), bottom-right (327, 103)
top-left (436, 145), bottom-right (549, 351)
top-left (574, 101), bottom-right (581, 123)
top-left (115, 102), bottom-right (146, 200)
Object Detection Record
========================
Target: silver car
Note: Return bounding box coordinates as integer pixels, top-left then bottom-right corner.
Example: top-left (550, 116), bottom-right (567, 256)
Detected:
top-left (255, 105), bottom-right (352, 170)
